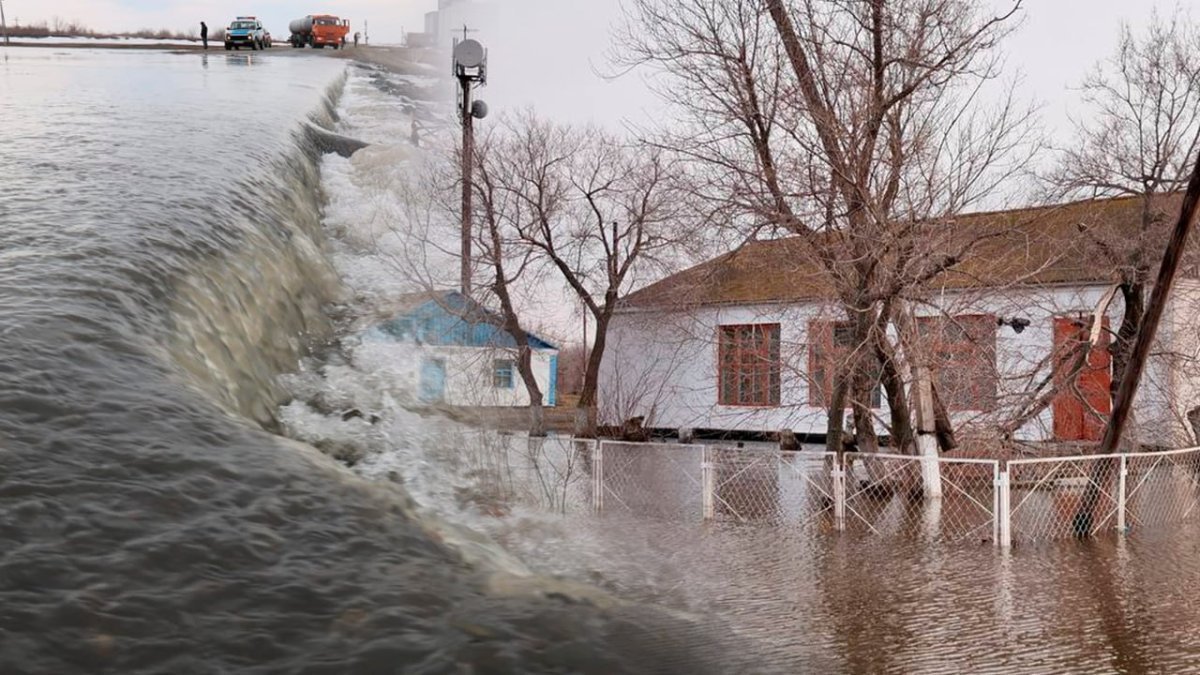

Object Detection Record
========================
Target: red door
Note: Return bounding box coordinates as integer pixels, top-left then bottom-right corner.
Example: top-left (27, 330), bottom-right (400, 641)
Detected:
top-left (1052, 316), bottom-right (1112, 441)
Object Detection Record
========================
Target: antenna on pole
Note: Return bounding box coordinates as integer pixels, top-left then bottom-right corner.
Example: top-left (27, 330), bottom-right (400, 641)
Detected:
top-left (453, 26), bottom-right (488, 296)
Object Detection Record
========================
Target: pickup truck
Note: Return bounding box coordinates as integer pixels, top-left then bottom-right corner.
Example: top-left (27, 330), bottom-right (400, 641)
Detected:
top-left (224, 17), bottom-right (269, 50)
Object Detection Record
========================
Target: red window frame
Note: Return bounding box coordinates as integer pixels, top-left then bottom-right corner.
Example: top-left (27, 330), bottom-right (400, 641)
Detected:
top-left (717, 324), bottom-right (782, 407)
top-left (807, 320), bottom-right (882, 408)
top-left (915, 314), bottom-right (997, 411)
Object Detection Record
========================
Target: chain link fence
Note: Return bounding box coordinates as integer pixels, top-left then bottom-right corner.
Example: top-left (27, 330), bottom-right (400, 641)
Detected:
top-left (843, 453), bottom-right (999, 544)
top-left (461, 433), bottom-right (595, 515)
top-left (1008, 447), bottom-right (1200, 543)
top-left (470, 438), bottom-right (1200, 547)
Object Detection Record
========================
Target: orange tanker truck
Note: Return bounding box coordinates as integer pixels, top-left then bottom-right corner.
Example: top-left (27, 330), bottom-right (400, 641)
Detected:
top-left (288, 14), bottom-right (350, 49)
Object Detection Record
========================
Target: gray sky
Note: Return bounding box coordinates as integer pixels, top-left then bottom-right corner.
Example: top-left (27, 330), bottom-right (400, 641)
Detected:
top-left (14, 1), bottom-right (1194, 137)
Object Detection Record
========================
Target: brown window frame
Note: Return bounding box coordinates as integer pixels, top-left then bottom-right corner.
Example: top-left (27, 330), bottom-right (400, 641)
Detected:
top-left (717, 324), bottom-right (782, 407)
top-left (807, 320), bottom-right (883, 408)
top-left (915, 314), bottom-right (998, 412)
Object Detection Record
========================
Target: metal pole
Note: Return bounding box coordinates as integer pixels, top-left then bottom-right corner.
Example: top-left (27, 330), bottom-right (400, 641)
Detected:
top-left (459, 75), bottom-right (473, 296)
top-left (702, 449), bottom-right (715, 520)
top-left (1117, 454), bottom-right (1128, 534)
top-left (997, 467), bottom-right (1012, 549)
top-left (833, 457), bottom-right (846, 531)
top-left (1, 1), bottom-right (9, 46)
top-left (592, 441), bottom-right (604, 514)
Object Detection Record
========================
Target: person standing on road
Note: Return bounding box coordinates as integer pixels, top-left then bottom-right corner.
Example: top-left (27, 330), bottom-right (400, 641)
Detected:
top-left (354, 31), bottom-right (360, 47)
top-left (200, 21), bottom-right (208, 50)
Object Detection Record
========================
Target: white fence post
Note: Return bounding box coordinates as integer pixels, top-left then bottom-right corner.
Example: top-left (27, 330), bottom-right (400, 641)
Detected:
top-left (997, 465), bottom-right (1012, 549)
top-left (592, 441), bottom-right (604, 515)
top-left (1117, 454), bottom-right (1128, 534)
top-left (916, 365), bottom-right (943, 499)
top-left (833, 455), bottom-right (846, 531)
top-left (702, 447), bottom-right (715, 521)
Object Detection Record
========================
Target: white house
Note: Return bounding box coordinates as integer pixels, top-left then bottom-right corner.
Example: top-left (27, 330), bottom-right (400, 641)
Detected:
top-left (599, 195), bottom-right (1200, 447)
top-left (360, 291), bottom-right (558, 408)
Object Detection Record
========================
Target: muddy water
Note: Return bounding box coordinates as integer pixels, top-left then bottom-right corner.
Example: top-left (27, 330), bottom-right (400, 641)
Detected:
top-left (0, 48), bottom-right (730, 673)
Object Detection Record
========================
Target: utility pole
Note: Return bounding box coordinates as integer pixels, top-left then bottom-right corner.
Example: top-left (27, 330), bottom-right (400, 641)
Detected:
top-left (452, 27), bottom-right (487, 296)
top-left (363, 20), bottom-right (368, 45)
top-left (1, 0), bottom-right (9, 46)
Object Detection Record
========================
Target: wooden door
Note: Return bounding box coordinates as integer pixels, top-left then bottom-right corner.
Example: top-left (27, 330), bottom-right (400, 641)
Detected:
top-left (1052, 316), bottom-right (1112, 441)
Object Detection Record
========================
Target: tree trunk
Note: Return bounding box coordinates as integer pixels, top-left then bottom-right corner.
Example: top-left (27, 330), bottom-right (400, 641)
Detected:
top-left (930, 381), bottom-right (958, 452)
top-left (875, 330), bottom-right (915, 454)
top-left (528, 399), bottom-right (546, 438)
top-left (575, 313), bottom-right (610, 438)
top-left (825, 372), bottom-right (850, 455)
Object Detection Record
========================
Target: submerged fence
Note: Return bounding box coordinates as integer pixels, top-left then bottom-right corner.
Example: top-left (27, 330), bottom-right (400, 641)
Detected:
top-left (489, 439), bottom-right (1200, 547)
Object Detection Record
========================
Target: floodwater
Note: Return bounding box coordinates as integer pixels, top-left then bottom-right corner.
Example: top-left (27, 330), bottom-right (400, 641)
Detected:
top-left (3, 44), bottom-right (1199, 675)
top-left (0, 48), bottom-right (726, 674)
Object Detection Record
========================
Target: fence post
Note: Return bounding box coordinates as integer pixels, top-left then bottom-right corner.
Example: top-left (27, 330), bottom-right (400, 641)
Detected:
top-left (833, 454), bottom-right (846, 531)
top-left (997, 464), bottom-right (1012, 549)
top-left (702, 447), bottom-right (715, 521)
top-left (1117, 454), bottom-right (1128, 535)
top-left (915, 365), bottom-right (943, 499)
top-left (592, 441), bottom-right (604, 515)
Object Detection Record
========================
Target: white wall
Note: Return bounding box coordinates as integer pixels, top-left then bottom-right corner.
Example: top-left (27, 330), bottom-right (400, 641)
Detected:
top-left (600, 283), bottom-right (1197, 445)
top-left (432, 345), bottom-right (556, 407)
top-left (353, 337), bottom-right (556, 408)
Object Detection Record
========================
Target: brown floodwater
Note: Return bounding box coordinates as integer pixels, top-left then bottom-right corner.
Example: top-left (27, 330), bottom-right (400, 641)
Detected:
top-left (492, 514), bottom-right (1200, 673)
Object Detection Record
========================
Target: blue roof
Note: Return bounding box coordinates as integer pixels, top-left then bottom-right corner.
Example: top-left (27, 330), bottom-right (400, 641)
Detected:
top-left (363, 291), bottom-right (558, 350)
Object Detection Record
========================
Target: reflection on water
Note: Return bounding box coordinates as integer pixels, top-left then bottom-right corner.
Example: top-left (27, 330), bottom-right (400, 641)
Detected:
top-left (491, 513), bottom-right (1200, 672)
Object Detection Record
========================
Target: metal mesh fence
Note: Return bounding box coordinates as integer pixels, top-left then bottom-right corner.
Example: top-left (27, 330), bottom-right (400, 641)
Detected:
top-left (462, 434), bottom-right (594, 515)
top-left (1008, 455), bottom-right (1123, 541)
top-left (704, 448), bottom-right (839, 530)
top-left (597, 441), bottom-right (705, 520)
top-left (1122, 448), bottom-right (1200, 531)
top-left (843, 453), bottom-right (998, 544)
top-left (490, 438), bottom-right (1200, 547)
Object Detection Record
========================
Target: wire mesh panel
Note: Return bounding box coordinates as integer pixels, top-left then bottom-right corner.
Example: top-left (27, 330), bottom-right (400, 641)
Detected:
top-left (511, 437), bottom-right (594, 515)
top-left (462, 434), bottom-right (594, 516)
top-left (1125, 448), bottom-right (1200, 531)
top-left (779, 451), bottom-right (841, 531)
top-left (705, 446), bottom-right (782, 522)
top-left (843, 453), bottom-right (998, 544)
top-left (598, 441), bottom-right (705, 521)
top-left (1008, 455), bottom-right (1122, 542)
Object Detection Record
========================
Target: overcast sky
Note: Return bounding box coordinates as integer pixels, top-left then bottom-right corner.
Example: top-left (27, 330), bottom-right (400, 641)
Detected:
top-left (13, 0), bottom-right (1193, 138)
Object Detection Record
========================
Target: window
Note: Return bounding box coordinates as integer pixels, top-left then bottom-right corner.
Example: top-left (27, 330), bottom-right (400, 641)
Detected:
top-left (718, 324), bottom-right (781, 406)
top-left (916, 315), bottom-right (997, 410)
top-left (492, 359), bottom-right (515, 389)
top-left (808, 321), bottom-right (882, 408)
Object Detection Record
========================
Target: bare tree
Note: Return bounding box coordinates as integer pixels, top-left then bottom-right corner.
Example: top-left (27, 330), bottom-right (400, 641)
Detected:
top-left (1054, 11), bottom-right (1200, 422)
top-left (472, 131), bottom-right (552, 436)
top-left (616, 0), bottom-right (1035, 453)
top-left (485, 113), bottom-right (685, 437)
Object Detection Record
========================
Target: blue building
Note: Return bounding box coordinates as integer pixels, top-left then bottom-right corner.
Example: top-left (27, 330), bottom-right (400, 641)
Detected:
top-left (361, 291), bottom-right (558, 407)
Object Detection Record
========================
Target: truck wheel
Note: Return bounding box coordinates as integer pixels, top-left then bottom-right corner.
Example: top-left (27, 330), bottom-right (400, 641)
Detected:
top-left (224, 44), bottom-right (232, 51)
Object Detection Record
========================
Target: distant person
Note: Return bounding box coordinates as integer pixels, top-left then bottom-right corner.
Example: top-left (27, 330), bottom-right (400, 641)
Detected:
top-left (200, 21), bottom-right (208, 50)
top-left (354, 32), bottom-right (360, 47)
top-left (411, 119), bottom-right (421, 147)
